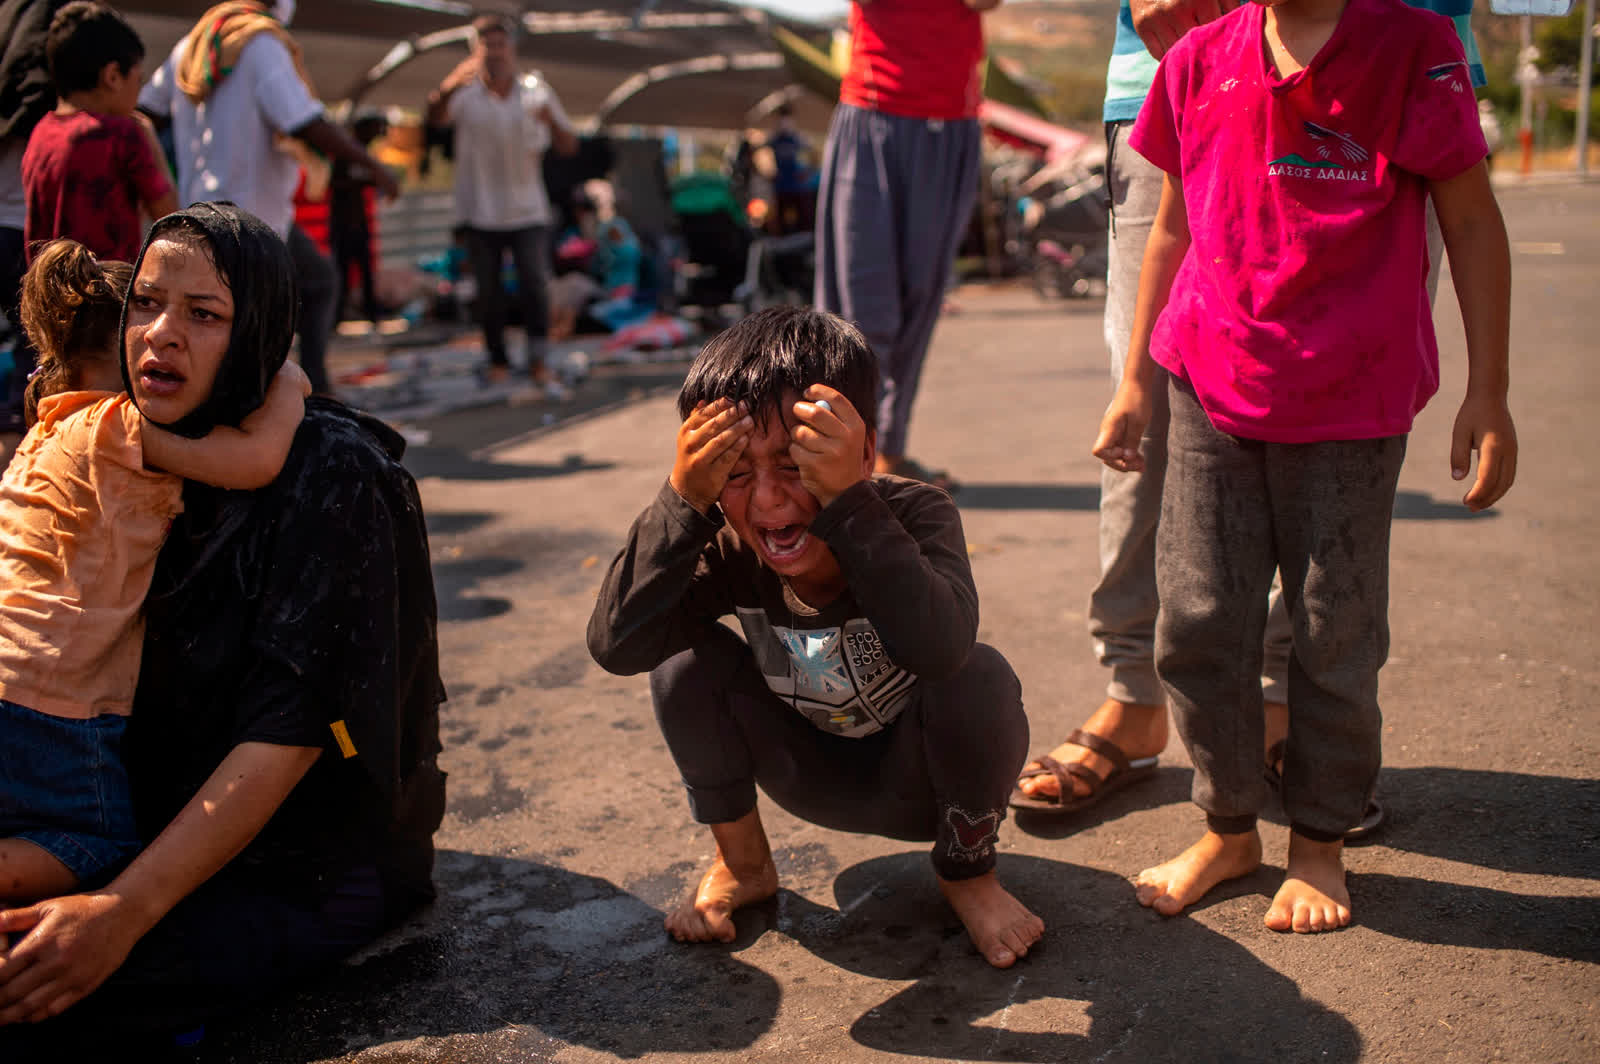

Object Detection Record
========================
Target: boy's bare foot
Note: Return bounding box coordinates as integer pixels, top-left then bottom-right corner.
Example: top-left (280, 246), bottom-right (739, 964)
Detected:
top-left (1264, 833), bottom-right (1351, 933)
top-left (1016, 697), bottom-right (1167, 801)
top-left (664, 808), bottom-right (780, 944)
top-left (664, 852), bottom-right (779, 943)
top-left (1133, 829), bottom-right (1262, 916)
top-left (938, 871), bottom-right (1045, 969)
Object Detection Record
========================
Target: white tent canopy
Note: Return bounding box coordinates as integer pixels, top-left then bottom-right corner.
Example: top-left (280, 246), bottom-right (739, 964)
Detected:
top-left (121, 0), bottom-right (837, 131)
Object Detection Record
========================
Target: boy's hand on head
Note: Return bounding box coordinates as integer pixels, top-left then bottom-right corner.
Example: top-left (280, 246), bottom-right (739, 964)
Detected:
top-left (1092, 383), bottom-right (1153, 473)
top-left (671, 398), bottom-right (753, 514)
top-left (1451, 393), bottom-right (1517, 512)
top-left (789, 385), bottom-right (868, 508)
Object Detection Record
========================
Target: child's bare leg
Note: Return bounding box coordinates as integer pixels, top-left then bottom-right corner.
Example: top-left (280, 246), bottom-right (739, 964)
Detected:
top-left (938, 870), bottom-right (1044, 969)
top-left (1133, 829), bottom-right (1262, 917)
top-left (665, 807), bottom-right (779, 943)
top-left (1264, 832), bottom-right (1350, 933)
top-left (0, 839), bottom-right (80, 904)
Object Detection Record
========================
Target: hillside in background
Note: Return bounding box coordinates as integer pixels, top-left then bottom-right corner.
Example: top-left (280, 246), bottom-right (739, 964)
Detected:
top-left (985, 0), bottom-right (1119, 127)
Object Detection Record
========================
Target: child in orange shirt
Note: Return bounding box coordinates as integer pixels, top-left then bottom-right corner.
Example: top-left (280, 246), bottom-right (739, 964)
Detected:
top-left (0, 239), bottom-right (309, 904)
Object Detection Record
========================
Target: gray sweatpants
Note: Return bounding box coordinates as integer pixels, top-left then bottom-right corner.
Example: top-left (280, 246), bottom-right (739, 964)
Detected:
top-left (1155, 377), bottom-right (1406, 841)
top-left (1089, 121), bottom-right (1445, 706)
top-left (814, 104), bottom-right (981, 458)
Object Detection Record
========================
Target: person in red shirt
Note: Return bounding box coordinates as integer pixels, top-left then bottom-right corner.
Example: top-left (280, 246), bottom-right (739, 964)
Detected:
top-left (813, 0), bottom-right (1001, 490)
top-left (22, 2), bottom-right (175, 264)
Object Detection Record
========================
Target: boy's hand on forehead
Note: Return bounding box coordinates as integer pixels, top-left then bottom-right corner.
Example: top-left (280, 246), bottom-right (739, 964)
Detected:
top-left (670, 398), bottom-right (754, 514)
top-left (789, 385), bottom-right (870, 508)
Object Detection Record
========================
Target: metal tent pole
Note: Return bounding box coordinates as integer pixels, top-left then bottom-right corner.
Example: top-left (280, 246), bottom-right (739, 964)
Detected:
top-left (1578, 0), bottom-right (1595, 176)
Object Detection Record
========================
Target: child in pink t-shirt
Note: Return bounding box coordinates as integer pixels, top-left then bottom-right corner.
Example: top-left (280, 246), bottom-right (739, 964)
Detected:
top-left (1092, 0), bottom-right (1516, 933)
top-left (0, 239), bottom-right (308, 905)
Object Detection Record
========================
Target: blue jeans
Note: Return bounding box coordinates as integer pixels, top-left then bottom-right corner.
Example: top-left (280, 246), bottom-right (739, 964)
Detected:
top-left (0, 698), bottom-right (138, 883)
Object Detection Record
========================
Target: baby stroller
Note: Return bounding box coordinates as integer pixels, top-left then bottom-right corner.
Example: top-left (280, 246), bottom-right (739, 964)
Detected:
top-left (670, 172), bottom-right (754, 314)
top-left (1019, 155), bottom-right (1110, 300)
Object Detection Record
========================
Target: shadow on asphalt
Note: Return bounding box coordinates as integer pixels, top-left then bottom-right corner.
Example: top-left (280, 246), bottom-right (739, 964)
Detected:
top-left (1020, 763), bottom-right (1599, 966)
top-left (425, 510), bottom-right (496, 536)
top-left (1392, 490), bottom-right (1500, 521)
top-left (774, 853), bottom-right (1361, 1062)
top-left (1354, 873), bottom-right (1599, 963)
top-left (1351, 768), bottom-right (1599, 879)
top-left (433, 555), bottom-right (524, 622)
top-left (202, 851), bottom-right (782, 1062)
top-left (954, 481), bottom-right (1102, 511)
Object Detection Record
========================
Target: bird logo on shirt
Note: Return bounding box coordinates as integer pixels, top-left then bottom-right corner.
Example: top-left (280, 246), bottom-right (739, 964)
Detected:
top-left (1303, 122), bottom-right (1370, 164)
top-left (1268, 123), bottom-right (1372, 182)
top-left (1425, 61), bottom-right (1469, 93)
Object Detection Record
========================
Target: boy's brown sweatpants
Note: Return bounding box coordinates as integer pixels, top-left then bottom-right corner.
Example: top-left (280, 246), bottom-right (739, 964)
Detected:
top-left (1155, 377), bottom-right (1407, 841)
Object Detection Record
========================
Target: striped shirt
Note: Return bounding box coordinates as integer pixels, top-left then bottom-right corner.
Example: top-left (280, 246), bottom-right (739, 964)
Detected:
top-left (1104, 0), bottom-right (1483, 122)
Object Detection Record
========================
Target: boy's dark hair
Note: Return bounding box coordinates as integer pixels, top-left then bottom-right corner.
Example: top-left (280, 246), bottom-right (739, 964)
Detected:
top-left (46, 2), bottom-right (144, 97)
top-left (677, 306), bottom-right (879, 429)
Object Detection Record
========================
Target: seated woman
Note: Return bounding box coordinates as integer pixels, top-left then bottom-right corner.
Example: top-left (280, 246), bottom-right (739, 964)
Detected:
top-left (548, 187), bottom-right (648, 341)
top-left (0, 203), bottom-right (446, 1050)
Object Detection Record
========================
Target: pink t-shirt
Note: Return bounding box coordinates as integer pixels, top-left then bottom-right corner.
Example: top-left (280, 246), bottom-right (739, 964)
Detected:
top-left (1129, 0), bottom-right (1486, 443)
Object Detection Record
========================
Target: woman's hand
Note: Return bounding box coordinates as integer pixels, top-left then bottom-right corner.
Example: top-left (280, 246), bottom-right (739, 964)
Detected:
top-left (670, 398), bottom-right (753, 514)
top-left (0, 893), bottom-right (148, 1024)
top-left (0, 742), bottom-right (319, 1025)
top-left (1092, 382), bottom-right (1154, 472)
top-left (789, 385), bottom-right (870, 508)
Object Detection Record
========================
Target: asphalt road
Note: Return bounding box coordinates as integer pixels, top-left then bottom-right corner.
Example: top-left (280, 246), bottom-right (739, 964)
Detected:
top-left (206, 180), bottom-right (1599, 1063)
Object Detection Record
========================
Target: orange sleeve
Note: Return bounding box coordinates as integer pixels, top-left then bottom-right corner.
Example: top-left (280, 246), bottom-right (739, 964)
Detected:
top-left (89, 394), bottom-right (151, 475)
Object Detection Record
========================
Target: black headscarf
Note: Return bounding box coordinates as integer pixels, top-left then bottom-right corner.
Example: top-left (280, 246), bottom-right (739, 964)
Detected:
top-left (120, 201), bottom-right (298, 439)
top-left (126, 205), bottom-right (445, 917)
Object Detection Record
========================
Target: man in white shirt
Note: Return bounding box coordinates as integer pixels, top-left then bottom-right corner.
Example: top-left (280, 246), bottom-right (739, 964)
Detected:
top-left (139, 0), bottom-right (396, 395)
top-left (428, 12), bottom-right (575, 390)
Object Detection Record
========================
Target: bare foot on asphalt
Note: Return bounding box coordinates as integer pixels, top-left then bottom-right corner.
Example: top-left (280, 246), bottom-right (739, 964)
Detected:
top-left (938, 871), bottom-right (1045, 968)
top-left (1016, 698), bottom-right (1167, 801)
top-left (1133, 830), bottom-right (1262, 916)
top-left (1264, 833), bottom-right (1351, 933)
top-left (664, 852), bottom-right (779, 943)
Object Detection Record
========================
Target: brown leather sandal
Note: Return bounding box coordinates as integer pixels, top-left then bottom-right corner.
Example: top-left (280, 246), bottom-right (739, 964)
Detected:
top-left (1009, 728), bottom-right (1159, 814)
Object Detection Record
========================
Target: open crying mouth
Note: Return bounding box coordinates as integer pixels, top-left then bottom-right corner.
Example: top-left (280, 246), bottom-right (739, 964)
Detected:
top-left (760, 524), bottom-right (809, 559)
top-left (142, 366), bottom-right (182, 383)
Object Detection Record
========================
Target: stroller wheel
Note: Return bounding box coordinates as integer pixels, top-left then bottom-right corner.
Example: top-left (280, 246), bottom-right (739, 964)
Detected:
top-left (1032, 260), bottom-right (1067, 300)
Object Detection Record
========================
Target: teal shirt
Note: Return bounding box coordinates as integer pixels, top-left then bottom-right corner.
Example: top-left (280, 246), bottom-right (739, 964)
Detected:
top-left (1103, 0), bottom-right (1484, 122)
